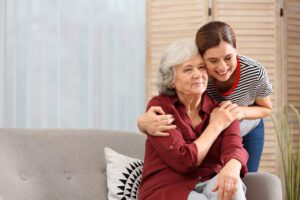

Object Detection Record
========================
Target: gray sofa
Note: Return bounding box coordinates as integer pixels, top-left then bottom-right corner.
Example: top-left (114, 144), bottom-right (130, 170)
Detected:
top-left (0, 129), bottom-right (282, 200)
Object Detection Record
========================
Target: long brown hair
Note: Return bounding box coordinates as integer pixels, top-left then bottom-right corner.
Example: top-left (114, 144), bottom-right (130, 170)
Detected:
top-left (195, 21), bottom-right (236, 55)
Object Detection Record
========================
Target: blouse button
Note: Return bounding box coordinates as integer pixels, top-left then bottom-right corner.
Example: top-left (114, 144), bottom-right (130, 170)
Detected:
top-left (169, 145), bottom-right (174, 149)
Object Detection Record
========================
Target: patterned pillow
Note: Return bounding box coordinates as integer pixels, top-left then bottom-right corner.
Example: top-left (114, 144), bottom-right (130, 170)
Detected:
top-left (104, 147), bottom-right (144, 200)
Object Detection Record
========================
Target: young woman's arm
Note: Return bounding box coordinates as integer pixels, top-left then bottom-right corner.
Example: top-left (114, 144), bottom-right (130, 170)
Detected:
top-left (137, 106), bottom-right (176, 136)
top-left (236, 95), bottom-right (272, 120)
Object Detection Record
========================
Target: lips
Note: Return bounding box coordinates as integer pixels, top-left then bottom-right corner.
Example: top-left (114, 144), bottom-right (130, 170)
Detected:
top-left (192, 81), bottom-right (205, 86)
top-left (216, 69), bottom-right (229, 76)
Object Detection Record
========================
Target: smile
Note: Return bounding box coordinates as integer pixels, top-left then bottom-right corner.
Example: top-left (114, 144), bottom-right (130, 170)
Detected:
top-left (192, 82), bottom-right (205, 86)
top-left (216, 69), bottom-right (229, 76)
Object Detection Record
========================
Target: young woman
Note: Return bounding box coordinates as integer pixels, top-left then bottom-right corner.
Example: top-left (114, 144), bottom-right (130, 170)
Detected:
top-left (138, 39), bottom-right (248, 200)
top-left (138, 21), bottom-right (272, 172)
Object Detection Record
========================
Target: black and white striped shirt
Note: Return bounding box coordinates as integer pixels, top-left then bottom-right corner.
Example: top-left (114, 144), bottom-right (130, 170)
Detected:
top-left (207, 55), bottom-right (272, 136)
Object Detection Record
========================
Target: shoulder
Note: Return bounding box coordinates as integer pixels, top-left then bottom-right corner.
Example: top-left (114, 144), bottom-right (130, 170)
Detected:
top-left (238, 55), bottom-right (267, 78)
top-left (147, 95), bottom-right (173, 111)
top-left (204, 92), bottom-right (219, 107)
top-left (224, 119), bottom-right (241, 135)
top-left (238, 55), bottom-right (264, 69)
top-left (148, 95), bottom-right (171, 105)
top-left (238, 55), bottom-right (260, 65)
top-left (202, 92), bottom-right (219, 113)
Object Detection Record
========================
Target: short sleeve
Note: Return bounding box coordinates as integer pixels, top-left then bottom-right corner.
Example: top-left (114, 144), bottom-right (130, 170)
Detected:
top-left (256, 65), bottom-right (272, 98)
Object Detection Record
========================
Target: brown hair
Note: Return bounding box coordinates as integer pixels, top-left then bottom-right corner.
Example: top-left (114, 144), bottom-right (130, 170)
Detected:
top-left (195, 21), bottom-right (236, 55)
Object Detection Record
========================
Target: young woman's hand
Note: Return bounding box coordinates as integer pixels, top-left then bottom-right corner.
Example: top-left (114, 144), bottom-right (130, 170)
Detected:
top-left (209, 101), bottom-right (238, 131)
top-left (212, 159), bottom-right (242, 200)
top-left (219, 100), bottom-right (245, 120)
top-left (137, 106), bottom-right (176, 136)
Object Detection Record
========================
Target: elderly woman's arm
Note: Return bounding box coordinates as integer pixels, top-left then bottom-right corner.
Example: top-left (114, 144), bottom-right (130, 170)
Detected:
top-left (193, 102), bottom-right (238, 165)
top-left (213, 120), bottom-right (249, 200)
top-left (146, 97), bottom-right (237, 173)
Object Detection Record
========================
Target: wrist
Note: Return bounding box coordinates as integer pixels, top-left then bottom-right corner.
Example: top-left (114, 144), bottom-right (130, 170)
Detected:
top-left (208, 123), bottom-right (224, 135)
top-left (238, 107), bottom-right (246, 120)
top-left (137, 116), bottom-right (146, 133)
top-left (228, 159), bottom-right (242, 171)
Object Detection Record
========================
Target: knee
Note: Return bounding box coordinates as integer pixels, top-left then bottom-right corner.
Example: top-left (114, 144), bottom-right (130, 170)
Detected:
top-left (233, 178), bottom-right (247, 200)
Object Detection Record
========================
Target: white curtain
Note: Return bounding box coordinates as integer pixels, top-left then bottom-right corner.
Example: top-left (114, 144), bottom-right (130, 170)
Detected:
top-left (0, 0), bottom-right (146, 131)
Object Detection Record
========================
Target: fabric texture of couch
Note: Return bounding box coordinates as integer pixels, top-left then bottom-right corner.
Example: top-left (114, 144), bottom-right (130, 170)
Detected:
top-left (0, 128), bottom-right (282, 200)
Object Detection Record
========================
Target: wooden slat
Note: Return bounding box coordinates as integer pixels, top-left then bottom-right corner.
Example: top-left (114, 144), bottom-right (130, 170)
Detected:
top-left (286, 1), bottom-right (300, 110)
top-left (212, 0), bottom-right (278, 174)
top-left (147, 0), bottom-right (208, 99)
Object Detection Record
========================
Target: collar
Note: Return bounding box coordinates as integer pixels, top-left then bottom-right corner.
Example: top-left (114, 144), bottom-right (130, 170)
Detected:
top-left (170, 92), bottom-right (215, 114)
top-left (220, 55), bottom-right (241, 96)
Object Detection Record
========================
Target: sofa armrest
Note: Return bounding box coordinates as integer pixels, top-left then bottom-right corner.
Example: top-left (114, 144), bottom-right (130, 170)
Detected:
top-left (243, 172), bottom-right (282, 200)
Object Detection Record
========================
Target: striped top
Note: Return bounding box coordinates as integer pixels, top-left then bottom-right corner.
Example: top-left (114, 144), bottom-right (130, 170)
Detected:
top-left (207, 55), bottom-right (272, 136)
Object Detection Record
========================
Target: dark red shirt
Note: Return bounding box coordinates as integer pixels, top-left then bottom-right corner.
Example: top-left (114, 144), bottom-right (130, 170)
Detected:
top-left (138, 92), bottom-right (248, 200)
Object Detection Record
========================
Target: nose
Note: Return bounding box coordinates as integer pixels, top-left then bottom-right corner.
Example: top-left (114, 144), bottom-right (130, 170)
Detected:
top-left (218, 60), bottom-right (227, 71)
top-left (193, 68), bottom-right (202, 79)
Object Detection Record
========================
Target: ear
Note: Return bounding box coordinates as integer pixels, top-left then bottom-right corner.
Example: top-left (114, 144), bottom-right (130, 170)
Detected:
top-left (170, 81), bottom-right (175, 89)
top-left (234, 47), bottom-right (238, 54)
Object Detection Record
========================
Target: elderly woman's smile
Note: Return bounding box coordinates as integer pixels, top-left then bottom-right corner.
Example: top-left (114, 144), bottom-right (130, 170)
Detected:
top-left (173, 54), bottom-right (208, 97)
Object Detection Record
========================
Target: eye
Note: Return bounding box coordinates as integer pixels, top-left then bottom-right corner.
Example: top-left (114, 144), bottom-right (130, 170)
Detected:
top-left (183, 68), bottom-right (192, 72)
top-left (209, 59), bottom-right (217, 64)
top-left (198, 65), bottom-right (206, 70)
top-left (225, 56), bottom-right (232, 61)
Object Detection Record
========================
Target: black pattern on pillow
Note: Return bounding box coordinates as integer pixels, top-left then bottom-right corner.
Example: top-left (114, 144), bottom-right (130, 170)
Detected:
top-left (104, 147), bottom-right (144, 200)
top-left (117, 160), bottom-right (143, 199)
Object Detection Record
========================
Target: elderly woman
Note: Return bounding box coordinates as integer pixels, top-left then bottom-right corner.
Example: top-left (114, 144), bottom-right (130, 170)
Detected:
top-left (138, 39), bottom-right (248, 200)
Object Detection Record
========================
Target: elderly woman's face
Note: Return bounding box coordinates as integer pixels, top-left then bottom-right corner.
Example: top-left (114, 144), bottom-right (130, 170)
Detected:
top-left (173, 54), bottom-right (208, 96)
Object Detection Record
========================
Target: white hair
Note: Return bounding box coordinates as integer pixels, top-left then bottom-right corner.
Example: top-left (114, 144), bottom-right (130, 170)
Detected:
top-left (157, 39), bottom-right (199, 96)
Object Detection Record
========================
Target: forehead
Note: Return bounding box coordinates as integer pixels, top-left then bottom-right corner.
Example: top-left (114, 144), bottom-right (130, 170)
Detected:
top-left (204, 41), bottom-right (236, 58)
top-left (181, 54), bottom-right (204, 66)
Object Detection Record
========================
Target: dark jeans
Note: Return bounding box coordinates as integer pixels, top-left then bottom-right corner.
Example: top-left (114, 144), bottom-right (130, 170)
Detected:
top-left (242, 119), bottom-right (265, 172)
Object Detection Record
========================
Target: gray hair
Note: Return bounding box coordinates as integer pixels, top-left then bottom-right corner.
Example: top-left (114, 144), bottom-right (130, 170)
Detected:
top-left (157, 39), bottom-right (199, 97)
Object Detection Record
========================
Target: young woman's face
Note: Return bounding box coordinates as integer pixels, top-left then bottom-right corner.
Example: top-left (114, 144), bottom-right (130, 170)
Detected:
top-left (203, 41), bottom-right (238, 82)
top-left (173, 54), bottom-right (208, 97)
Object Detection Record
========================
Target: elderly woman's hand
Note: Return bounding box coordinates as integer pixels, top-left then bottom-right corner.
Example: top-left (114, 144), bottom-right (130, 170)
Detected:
top-left (220, 101), bottom-right (245, 121)
top-left (209, 101), bottom-right (238, 131)
top-left (137, 106), bottom-right (176, 136)
top-left (212, 159), bottom-right (242, 200)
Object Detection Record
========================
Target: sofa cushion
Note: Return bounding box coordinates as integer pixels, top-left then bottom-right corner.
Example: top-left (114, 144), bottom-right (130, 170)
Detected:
top-left (104, 147), bottom-right (143, 200)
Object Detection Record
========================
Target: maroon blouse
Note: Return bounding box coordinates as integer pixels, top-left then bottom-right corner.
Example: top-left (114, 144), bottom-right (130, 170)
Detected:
top-left (138, 92), bottom-right (248, 200)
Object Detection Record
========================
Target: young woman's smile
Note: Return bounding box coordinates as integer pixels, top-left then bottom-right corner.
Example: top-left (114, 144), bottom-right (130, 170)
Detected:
top-left (203, 41), bottom-right (238, 82)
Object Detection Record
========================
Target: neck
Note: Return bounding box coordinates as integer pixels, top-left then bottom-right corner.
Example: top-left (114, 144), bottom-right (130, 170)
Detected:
top-left (177, 93), bottom-right (202, 114)
top-left (213, 67), bottom-right (237, 92)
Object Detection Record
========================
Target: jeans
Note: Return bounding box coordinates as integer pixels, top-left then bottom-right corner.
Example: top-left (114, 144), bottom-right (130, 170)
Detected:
top-left (187, 175), bottom-right (246, 200)
top-left (242, 119), bottom-right (265, 172)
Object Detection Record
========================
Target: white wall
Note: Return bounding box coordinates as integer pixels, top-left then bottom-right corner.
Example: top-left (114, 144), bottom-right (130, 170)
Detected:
top-left (0, 0), bottom-right (146, 132)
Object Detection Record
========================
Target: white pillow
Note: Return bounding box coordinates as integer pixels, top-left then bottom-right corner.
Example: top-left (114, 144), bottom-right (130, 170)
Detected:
top-left (104, 147), bottom-right (144, 200)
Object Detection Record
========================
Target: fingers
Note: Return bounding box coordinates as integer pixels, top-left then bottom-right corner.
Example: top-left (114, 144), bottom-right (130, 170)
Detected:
top-left (220, 183), bottom-right (232, 200)
top-left (152, 125), bottom-right (177, 135)
top-left (149, 106), bottom-right (165, 115)
top-left (224, 183), bottom-right (234, 200)
top-left (147, 111), bottom-right (176, 135)
top-left (151, 131), bottom-right (170, 137)
top-left (220, 179), bottom-right (238, 200)
top-left (156, 114), bottom-right (175, 125)
top-left (212, 183), bottom-right (218, 192)
top-left (227, 103), bottom-right (238, 112)
top-left (218, 184), bottom-right (225, 200)
top-left (219, 100), bottom-right (232, 108)
top-left (220, 101), bottom-right (238, 111)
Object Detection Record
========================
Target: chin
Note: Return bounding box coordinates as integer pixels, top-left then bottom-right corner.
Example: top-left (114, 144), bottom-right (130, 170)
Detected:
top-left (216, 74), bottom-right (230, 82)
